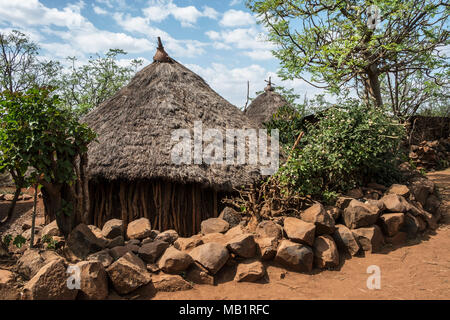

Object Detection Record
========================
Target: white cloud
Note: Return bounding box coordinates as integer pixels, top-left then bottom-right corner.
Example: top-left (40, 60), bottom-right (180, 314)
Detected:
top-left (0, 0), bottom-right (91, 30)
top-left (143, 1), bottom-right (218, 27)
top-left (206, 27), bottom-right (275, 60)
top-left (230, 0), bottom-right (241, 6)
top-left (93, 5), bottom-right (108, 15)
top-left (242, 50), bottom-right (274, 61)
top-left (113, 13), bottom-right (207, 58)
top-left (220, 9), bottom-right (255, 27)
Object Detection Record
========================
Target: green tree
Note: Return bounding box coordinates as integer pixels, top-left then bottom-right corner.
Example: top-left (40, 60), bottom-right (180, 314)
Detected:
top-left (0, 88), bottom-right (96, 236)
top-left (247, 0), bottom-right (449, 108)
top-left (59, 49), bottom-right (143, 116)
top-left (0, 30), bottom-right (61, 93)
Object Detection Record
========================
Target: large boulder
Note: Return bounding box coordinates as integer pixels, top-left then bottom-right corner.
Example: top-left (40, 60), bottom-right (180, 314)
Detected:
top-left (18, 249), bottom-right (46, 280)
top-left (186, 263), bottom-right (215, 285)
top-left (126, 218), bottom-right (152, 240)
top-left (325, 206), bottom-right (341, 221)
top-left (152, 274), bottom-right (193, 292)
top-left (381, 194), bottom-right (408, 213)
top-left (225, 225), bottom-right (246, 239)
top-left (87, 225), bottom-right (105, 240)
top-left (352, 225), bottom-right (384, 253)
top-left (226, 234), bottom-right (257, 258)
top-left (102, 219), bottom-right (124, 239)
top-left (401, 213), bottom-right (426, 236)
top-left (41, 220), bottom-right (61, 238)
top-left (255, 220), bottom-right (283, 240)
top-left (86, 250), bottom-right (114, 268)
top-left (410, 178), bottom-right (434, 206)
top-left (275, 240), bottom-right (313, 273)
top-left (201, 232), bottom-right (226, 244)
top-left (174, 235), bottom-right (203, 251)
top-left (332, 224), bottom-right (360, 256)
top-left (256, 237), bottom-right (278, 260)
top-left (219, 207), bottom-right (242, 228)
top-left (76, 261), bottom-right (108, 300)
top-left (300, 203), bottom-right (335, 235)
top-left (66, 224), bottom-right (107, 259)
top-left (283, 217), bottom-right (316, 246)
top-left (335, 197), bottom-right (353, 210)
top-left (154, 229), bottom-right (179, 244)
top-left (106, 252), bottom-right (151, 295)
top-left (106, 235), bottom-right (125, 249)
top-left (234, 260), bottom-right (265, 282)
top-left (387, 184), bottom-right (410, 198)
top-left (158, 247), bottom-right (193, 274)
top-left (23, 259), bottom-right (78, 300)
top-left (189, 242), bottom-right (229, 274)
top-left (201, 218), bottom-right (229, 234)
top-left (109, 246), bottom-right (132, 261)
top-left (378, 213), bottom-right (405, 236)
top-left (313, 235), bottom-right (339, 269)
top-left (343, 200), bottom-right (380, 229)
top-left (138, 240), bottom-right (169, 263)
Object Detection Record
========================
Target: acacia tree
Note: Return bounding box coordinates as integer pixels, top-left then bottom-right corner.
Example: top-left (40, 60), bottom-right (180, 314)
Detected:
top-left (247, 0), bottom-right (449, 108)
top-left (0, 30), bottom-right (60, 93)
top-left (0, 88), bottom-right (96, 236)
top-left (59, 49), bottom-right (143, 116)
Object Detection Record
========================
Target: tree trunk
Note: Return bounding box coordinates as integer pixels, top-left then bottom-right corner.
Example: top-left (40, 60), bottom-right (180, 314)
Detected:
top-left (365, 65), bottom-right (383, 108)
top-left (41, 182), bottom-right (78, 238)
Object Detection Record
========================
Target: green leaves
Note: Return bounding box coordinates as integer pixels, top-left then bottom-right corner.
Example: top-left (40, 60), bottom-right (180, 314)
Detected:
top-left (0, 87), bottom-right (96, 189)
top-left (58, 49), bottom-right (143, 116)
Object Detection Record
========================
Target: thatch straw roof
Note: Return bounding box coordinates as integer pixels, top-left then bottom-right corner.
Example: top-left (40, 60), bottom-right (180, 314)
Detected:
top-left (83, 40), bottom-right (261, 192)
top-left (245, 80), bottom-right (288, 126)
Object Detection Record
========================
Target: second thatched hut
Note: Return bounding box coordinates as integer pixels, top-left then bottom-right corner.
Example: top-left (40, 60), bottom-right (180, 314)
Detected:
top-left (245, 79), bottom-right (288, 127)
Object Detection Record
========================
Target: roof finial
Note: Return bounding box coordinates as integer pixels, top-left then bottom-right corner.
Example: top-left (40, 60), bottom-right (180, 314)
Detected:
top-left (153, 37), bottom-right (171, 63)
top-left (264, 77), bottom-right (274, 92)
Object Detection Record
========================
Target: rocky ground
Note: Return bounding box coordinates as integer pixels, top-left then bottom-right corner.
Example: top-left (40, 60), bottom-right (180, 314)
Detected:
top-left (154, 169), bottom-right (450, 300)
top-left (0, 169), bottom-right (449, 300)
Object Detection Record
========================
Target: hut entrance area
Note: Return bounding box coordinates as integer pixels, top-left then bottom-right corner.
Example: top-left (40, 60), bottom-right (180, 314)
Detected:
top-left (89, 179), bottom-right (225, 237)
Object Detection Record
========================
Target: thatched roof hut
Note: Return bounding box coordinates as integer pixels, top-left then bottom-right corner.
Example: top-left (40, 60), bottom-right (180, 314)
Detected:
top-left (245, 78), bottom-right (288, 126)
top-left (83, 38), bottom-right (261, 236)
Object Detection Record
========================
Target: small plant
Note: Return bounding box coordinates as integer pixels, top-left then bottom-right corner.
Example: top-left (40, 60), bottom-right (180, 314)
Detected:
top-left (2, 234), bottom-right (12, 247)
top-left (12, 235), bottom-right (26, 248)
top-left (41, 234), bottom-right (58, 250)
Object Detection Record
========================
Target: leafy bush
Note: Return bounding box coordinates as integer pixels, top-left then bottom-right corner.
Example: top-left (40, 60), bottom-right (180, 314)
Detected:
top-left (276, 100), bottom-right (406, 199)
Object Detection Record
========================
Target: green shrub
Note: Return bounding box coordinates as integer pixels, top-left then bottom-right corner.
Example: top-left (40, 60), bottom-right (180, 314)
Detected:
top-left (277, 100), bottom-right (406, 198)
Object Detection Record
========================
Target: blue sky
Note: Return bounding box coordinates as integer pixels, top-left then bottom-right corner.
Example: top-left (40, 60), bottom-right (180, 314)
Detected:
top-left (0, 0), bottom-right (322, 107)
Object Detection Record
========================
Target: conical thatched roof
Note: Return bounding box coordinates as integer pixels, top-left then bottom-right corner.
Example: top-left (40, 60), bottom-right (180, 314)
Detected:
top-left (83, 41), bottom-right (261, 192)
top-left (245, 79), bottom-right (288, 126)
